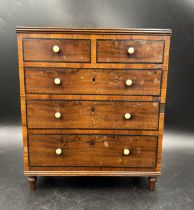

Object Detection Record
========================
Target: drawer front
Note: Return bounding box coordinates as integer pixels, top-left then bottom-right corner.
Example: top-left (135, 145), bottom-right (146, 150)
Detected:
top-left (25, 68), bottom-right (162, 96)
top-left (29, 134), bottom-right (157, 168)
top-left (23, 39), bottom-right (91, 62)
top-left (27, 100), bottom-right (159, 130)
top-left (97, 39), bottom-right (164, 63)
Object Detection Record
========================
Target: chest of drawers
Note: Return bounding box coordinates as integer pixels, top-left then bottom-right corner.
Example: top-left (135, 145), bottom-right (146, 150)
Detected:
top-left (16, 27), bottom-right (171, 191)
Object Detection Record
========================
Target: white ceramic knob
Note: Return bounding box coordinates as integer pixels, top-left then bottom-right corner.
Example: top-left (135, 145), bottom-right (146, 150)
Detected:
top-left (124, 113), bottom-right (131, 120)
top-left (123, 148), bottom-right (130, 156)
top-left (54, 78), bottom-right (61, 85)
top-left (55, 112), bottom-right (61, 119)
top-left (126, 79), bottom-right (133, 86)
top-left (52, 45), bottom-right (60, 53)
top-left (128, 47), bottom-right (135, 54)
top-left (56, 148), bottom-right (62, 155)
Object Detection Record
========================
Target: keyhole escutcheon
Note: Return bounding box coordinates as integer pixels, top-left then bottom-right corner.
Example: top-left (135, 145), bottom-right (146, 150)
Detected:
top-left (90, 106), bottom-right (95, 112)
top-left (92, 76), bottom-right (96, 82)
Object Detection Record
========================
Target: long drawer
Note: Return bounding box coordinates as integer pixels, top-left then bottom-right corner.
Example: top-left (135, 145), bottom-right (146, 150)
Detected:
top-left (23, 38), bottom-right (91, 62)
top-left (25, 68), bottom-right (162, 96)
top-left (27, 100), bottom-right (159, 130)
top-left (97, 39), bottom-right (164, 63)
top-left (29, 134), bottom-right (158, 168)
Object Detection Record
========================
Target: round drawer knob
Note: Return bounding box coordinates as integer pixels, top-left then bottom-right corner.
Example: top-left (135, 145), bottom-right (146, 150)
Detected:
top-left (126, 79), bottom-right (133, 86)
top-left (55, 112), bottom-right (61, 119)
top-left (56, 148), bottom-right (62, 155)
top-left (124, 113), bottom-right (132, 120)
top-left (54, 78), bottom-right (61, 85)
top-left (123, 148), bottom-right (130, 156)
top-left (128, 47), bottom-right (135, 54)
top-left (52, 45), bottom-right (60, 53)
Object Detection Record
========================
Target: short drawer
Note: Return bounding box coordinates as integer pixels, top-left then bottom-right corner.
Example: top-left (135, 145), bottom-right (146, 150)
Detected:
top-left (27, 100), bottom-right (159, 130)
top-left (97, 39), bottom-right (164, 63)
top-left (25, 68), bottom-right (162, 96)
top-left (23, 38), bottom-right (91, 62)
top-left (29, 134), bottom-right (158, 168)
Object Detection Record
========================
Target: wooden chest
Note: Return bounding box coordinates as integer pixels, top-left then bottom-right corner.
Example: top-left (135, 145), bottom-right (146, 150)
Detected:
top-left (16, 27), bottom-right (171, 191)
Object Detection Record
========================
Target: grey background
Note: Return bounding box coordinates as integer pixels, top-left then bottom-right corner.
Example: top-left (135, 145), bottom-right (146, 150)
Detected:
top-left (0, 0), bottom-right (194, 131)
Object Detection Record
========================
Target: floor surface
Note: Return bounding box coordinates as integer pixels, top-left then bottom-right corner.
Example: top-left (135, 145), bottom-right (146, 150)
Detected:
top-left (0, 125), bottom-right (194, 210)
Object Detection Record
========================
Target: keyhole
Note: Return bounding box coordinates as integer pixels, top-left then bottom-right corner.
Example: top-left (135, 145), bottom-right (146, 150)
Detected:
top-left (90, 140), bottom-right (95, 146)
top-left (92, 76), bottom-right (96, 82)
top-left (90, 106), bottom-right (95, 112)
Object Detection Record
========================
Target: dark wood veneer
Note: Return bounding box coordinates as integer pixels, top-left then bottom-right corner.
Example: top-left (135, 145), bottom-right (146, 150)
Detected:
top-left (23, 38), bottom-right (91, 62)
top-left (25, 68), bottom-right (162, 96)
top-left (29, 134), bottom-right (157, 168)
top-left (27, 100), bottom-right (159, 130)
top-left (97, 39), bottom-right (164, 63)
top-left (16, 27), bottom-right (172, 35)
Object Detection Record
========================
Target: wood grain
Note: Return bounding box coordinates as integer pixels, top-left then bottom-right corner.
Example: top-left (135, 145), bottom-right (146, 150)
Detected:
top-left (26, 94), bottom-right (159, 102)
top-left (27, 100), bottom-right (159, 130)
top-left (23, 39), bottom-right (91, 62)
top-left (97, 39), bottom-right (164, 63)
top-left (29, 134), bottom-right (157, 168)
top-left (25, 68), bottom-right (162, 96)
top-left (17, 34), bottom-right (29, 172)
top-left (25, 171), bottom-right (161, 177)
top-left (16, 27), bottom-right (172, 35)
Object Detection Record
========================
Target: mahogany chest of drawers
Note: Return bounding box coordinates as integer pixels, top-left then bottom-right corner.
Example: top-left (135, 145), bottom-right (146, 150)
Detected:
top-left (16, 27), bottom-right (171, 191)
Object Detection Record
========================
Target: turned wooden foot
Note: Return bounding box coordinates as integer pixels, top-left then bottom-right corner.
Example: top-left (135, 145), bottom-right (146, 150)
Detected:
top-left (28, 176), bottom-right (37, 191)
top-left (148, 177), bottom-right (157, 191)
